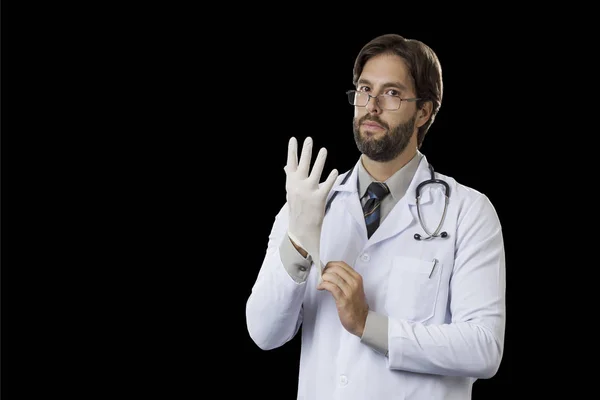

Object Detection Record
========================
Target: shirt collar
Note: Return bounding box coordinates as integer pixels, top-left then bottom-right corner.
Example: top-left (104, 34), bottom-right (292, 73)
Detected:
top-left (357, 151), bottom-right (423, 202)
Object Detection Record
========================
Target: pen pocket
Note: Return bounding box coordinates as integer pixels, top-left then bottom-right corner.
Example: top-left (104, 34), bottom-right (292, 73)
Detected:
top-left (384, 256), bottom-right (442, 323)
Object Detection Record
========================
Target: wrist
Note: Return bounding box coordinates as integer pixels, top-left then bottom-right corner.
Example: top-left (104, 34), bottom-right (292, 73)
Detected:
top-left (288, 235), bottom-right (308, 258)
top-left (355, 306), bottom-right (370, 337)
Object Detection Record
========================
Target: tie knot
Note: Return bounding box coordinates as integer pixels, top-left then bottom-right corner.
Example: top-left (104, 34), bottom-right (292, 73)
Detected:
top-left (366, 182), bottom-right (390, 200)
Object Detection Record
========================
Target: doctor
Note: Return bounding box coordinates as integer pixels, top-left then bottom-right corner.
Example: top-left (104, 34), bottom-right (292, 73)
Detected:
top-left (246, 33), bottom-right (506, 400)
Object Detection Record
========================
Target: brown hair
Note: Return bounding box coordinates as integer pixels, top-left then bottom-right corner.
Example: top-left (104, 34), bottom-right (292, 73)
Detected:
top-left (353, 34), bottom-right (443, 148)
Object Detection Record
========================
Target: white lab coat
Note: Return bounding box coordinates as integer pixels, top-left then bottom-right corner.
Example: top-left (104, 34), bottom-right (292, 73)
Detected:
top-left (246, 155), bottom-right (506, 400)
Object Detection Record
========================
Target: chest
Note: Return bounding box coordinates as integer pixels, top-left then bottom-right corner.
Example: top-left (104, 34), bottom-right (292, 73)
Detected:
top-left (313, 192), bottom-right (457, 323)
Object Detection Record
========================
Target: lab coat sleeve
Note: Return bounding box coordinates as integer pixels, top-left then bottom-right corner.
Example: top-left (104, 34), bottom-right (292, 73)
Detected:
top-left (387, 194), bottom-right (506, 379)
top-left (279, 233), bottom-right (312, 283)
top-left (246, 203), bottom-right (311, 351)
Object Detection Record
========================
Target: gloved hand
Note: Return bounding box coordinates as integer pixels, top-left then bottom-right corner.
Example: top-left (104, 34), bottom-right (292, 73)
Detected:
top-left (284, 136), bottom-right (339, 277)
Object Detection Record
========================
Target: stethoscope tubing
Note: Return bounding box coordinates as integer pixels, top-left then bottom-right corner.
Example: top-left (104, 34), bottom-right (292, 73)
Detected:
top-left (324, 163), bottom-right (450, 240)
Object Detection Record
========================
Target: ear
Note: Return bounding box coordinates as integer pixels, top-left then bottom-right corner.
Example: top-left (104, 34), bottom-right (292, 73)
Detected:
top-left (415, 101), bottom-right (433, 128)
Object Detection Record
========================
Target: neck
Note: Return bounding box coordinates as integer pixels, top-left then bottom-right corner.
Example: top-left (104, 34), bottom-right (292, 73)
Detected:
top-left (361, 147), bottom-right (417, 182)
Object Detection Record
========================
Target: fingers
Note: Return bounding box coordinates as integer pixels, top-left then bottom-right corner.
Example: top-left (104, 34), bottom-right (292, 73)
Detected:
top-left (297, 137), bottom-right (313, 177)
top-left (286, 137), bottom-right (298, 173)
top-left (287, 137), bottom-right (338, 189)
top-left (321, 269), bottom-right (352, 298)
top-left (317, 280), bottom-right (344, 301)
top-left (319, 168), bottom-right (339, 195)
top-left (324, 261), bottom-right (360, 282)
top-left (309, 147), bottom-right (328, 183)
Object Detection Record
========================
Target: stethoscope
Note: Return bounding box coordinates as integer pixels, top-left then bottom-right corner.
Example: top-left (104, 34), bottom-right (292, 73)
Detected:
top-left (324, 163), bottom-right (450, 241)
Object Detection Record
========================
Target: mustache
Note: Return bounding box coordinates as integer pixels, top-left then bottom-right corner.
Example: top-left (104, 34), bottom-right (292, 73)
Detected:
top-left (359, 115), bottom-right (388, 128)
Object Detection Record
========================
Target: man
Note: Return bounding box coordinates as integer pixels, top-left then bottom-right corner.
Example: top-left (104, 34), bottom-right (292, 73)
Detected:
top-left (246, 33), bottom-right (506, 399)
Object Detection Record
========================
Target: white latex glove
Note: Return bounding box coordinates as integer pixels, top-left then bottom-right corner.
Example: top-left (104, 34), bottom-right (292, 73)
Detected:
top-left (284, 136), bottom-right (338, 278)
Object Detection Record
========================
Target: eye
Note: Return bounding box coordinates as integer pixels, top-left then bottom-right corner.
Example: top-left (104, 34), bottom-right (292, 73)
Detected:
top-left (358, 86), bottom-right (371, 93)
top-left (385, 89), bottom-right (400, 96)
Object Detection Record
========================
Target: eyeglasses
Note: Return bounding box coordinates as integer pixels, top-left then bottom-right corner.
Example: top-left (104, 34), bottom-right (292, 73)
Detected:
top-left (346, 90), bottom-right (421, 110)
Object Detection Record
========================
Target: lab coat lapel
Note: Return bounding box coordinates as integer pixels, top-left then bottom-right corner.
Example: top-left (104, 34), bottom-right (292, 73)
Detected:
top-left (343, 193), bottom-right (369, 236)
top-left (324, 164), bottom-right (367, 234)
top-left (367, 156), bottom-right (435, 246)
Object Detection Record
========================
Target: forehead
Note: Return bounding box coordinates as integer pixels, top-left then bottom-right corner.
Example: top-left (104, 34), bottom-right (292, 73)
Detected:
top-left (358, 53), bottom-right (414, 92)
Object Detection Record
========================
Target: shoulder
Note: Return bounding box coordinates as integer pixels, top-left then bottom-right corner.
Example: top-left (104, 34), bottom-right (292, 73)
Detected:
top-left (436, 171), bottom-right (501, 227)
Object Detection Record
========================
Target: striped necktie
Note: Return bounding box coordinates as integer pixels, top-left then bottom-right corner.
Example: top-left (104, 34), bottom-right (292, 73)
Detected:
top-left (363, 182), bottom-right (390, 238)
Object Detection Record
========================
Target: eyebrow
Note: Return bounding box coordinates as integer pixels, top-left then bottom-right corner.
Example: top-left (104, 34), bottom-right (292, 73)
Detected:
top-left (357, 78), bottom-right (409, 92)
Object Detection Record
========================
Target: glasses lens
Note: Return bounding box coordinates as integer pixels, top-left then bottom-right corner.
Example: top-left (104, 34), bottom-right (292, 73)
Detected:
top-left (347, 91), bottom-right (401, 109)
top-left (348, 91), bottom-right (368, 106)
top-left (378, 95), bottom-right (400, 110)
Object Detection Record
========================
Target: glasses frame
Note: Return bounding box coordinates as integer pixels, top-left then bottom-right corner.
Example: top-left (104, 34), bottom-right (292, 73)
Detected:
top-left (346, 90), bottom-right (421, 111)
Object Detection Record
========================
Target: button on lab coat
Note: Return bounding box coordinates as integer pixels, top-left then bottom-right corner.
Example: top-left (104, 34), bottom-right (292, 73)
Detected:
top-left (246, 155), bottom-right (506, 400)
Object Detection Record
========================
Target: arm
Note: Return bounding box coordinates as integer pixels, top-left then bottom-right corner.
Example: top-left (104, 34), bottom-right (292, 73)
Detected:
top-left (246, 136), bottom-right (338, 351)
top-left (245, 203), bottom-right (312, 350)
top-left (362, 194), bottom-right (506, 379)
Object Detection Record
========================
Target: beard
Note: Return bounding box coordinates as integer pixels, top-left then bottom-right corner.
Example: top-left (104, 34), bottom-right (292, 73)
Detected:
top-left (353, 112), bottom-right (417, 162)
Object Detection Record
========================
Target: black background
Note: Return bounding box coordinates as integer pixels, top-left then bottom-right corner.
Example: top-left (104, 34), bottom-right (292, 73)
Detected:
top-left (3, 6), bottom-right (591, 399)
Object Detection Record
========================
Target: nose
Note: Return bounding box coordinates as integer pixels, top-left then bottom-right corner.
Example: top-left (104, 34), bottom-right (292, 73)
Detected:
top-left (365, 95), bottom-right (382, 115)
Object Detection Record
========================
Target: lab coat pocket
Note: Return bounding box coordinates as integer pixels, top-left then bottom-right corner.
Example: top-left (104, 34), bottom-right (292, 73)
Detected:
top-left (385, 256), bottom-right (442, 323)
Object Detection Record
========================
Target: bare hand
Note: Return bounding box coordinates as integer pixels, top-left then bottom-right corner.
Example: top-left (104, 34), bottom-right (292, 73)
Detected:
top-left (317, 261), bottom-right (369, 337)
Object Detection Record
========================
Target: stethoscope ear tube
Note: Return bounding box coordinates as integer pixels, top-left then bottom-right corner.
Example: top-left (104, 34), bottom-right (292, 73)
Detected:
top-left (414, 231), bottom-right (448, 241)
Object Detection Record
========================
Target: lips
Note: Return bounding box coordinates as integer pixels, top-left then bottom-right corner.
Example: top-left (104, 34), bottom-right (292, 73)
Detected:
top-left (362, 121), bottom-right (384, 129)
